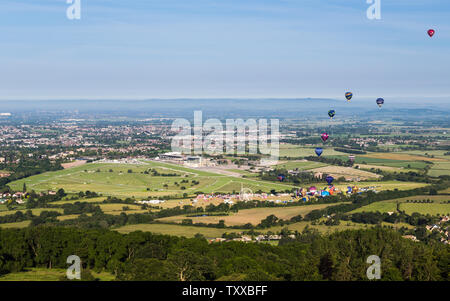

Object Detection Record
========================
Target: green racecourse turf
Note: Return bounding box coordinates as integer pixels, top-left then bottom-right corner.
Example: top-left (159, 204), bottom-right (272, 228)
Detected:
top-left (8, 161), bottom-right (298, 198)
top-left (8, 160), bottom-right (428, 200)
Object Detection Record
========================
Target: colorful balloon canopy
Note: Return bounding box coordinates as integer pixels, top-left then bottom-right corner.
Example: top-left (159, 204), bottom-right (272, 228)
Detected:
top-left (376, 98), bottom-right (384, 108)
top-left (315, 147), bottom-right (323, 157)
top-left (321, 132), bottom-right (329, 142)
top-left (345, 92), bottom-right (353, 101)
top-left (325, 175), bottom-right (334, 185)
top-left (328, 110), bottom-right (336, 118)
top-left (428, 29), bottom-right (435, 37)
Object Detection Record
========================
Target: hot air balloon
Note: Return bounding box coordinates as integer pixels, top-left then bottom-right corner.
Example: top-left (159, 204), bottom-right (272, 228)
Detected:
top-left (325, 175), bottom-right (334, 185)
top-left (428, 29), bottom-right (435, 37)
top-left (376, 98), bottom-right (384, 108)
top-left (321, 133), bottom-right (329, 142)
top-left (300, 188), bottom-right (307, 197)
top-left (315, 147), bottom-right (323, 157)
top-left (345, 92), bottom-right (353, 101)
top-left (321, 190), bottom-right (330, 197)
top-left (328, 110), bottom-right (336, 119)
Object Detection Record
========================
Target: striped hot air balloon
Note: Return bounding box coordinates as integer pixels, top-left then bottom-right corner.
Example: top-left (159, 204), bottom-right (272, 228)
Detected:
top-left (345, 92), bottom-right (353, 101)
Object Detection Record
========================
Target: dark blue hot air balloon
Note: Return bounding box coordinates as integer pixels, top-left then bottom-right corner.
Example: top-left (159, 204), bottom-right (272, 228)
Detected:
top-left (315, 147), bottom-right (323, 157)
top-left (328, 110), bottom-right (336, 119)
top-left (326, 175), bottom-right (334, 185)
top-left (376, 98), bottom-right (384, 108)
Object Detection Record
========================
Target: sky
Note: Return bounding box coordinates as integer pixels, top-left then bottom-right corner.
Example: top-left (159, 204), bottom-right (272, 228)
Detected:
top-left (0, 0), bottom-right (449, 100)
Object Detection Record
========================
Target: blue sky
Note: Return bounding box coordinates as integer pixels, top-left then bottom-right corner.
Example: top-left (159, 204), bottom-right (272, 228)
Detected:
top-left (0, 0), bottom-right (449, 100)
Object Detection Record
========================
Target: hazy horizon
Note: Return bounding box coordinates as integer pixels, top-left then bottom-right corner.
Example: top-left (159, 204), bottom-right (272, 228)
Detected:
top-left (1, 0), bottom-right (449, 99)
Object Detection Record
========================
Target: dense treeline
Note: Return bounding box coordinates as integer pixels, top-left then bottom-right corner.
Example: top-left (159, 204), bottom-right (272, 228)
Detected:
top-left (304, 156), bottom-right (354, 167)
top-left (0, 226), bottom-right (447, 281)
top-left (333, 147), bottom-right (367, 155)
top-left (0, 157), bottom-right (63, 188)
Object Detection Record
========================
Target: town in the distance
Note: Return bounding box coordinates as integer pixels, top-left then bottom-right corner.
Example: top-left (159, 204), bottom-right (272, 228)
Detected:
top-left (0, 98), bottom-right (448, 281)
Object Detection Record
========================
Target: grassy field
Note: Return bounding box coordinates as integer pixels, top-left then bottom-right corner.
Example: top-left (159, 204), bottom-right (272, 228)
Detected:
top-left (115, 223), bottom-right (238, 238)
top-left (8, 161), bottom-right (297, 198)
top-left (52, 197), bottom-right (106, 205)
top-left (262, 220), bottom-right (414, 234)
top-left (361, 152), bottom-right (444, 162)
top-left (401, 203), bottom-right (450, 215)
top-left (331, 181), bottom-right (427, 192)
top-left (428, 161), bottom-right (450, 177)
top-left (115, 219), bottom-right (414, 238)
top-left (310, 166), bottom-right (380, 180)
top-left (158, 203), bottom-right (348, 226)
top-left (356, 164), bottom-right (410, 173)
top-left (328, 155), bottom-right (431, 170)
top-left (351, 195), bottom-right (450, 215)
top-left (279, 144), bottom-right (347, 158)
top-left (0, 208), bottom-right (63, 217)
top-left (0, 220), bottom-right (31, 228)
top-left (275, 160), bottom-right (328, 170)
top-left (398, 150), bottom-right (450, 160)
top-left (0, 268), bottom-right (115, 281)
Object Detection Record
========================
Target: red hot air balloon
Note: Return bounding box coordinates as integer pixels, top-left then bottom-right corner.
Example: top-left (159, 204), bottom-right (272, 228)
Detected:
top-left (321, 133), bottom-right (329, 142)
top-left (428, 29), bottom-right (435, 37)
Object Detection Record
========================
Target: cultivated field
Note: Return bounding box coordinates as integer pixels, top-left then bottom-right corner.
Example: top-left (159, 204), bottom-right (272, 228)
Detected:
top-left (351, 195), bottom-right (450, 215)
top-left (279, 144), bottom-right (346, 158)
top-left (428, 161), bottom-right (450, 177)
top-left (355, 164), bottom-right (409, 173)
top-left (310, 166), bottom-right (381, 180)
top-left (157, 203), bottom-right (347, 226)
top-left (115, 223), bottom-right (236, 238)
top-left (262, 220), bottom-right (414, 234)
top-left (0, 221), bottom-right (31, 229)
top-left (275, 160), bottom-right (328, 170)
top-left (361, 153), bottom-right (444, 162)
top-left (0, 208), bottom-right (63, 217)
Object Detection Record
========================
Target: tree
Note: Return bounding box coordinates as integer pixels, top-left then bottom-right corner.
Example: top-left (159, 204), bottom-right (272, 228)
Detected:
top-left (318, 253), bottom-right (335, 280)
top-left (166, 250), bottom-right (215, 281)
